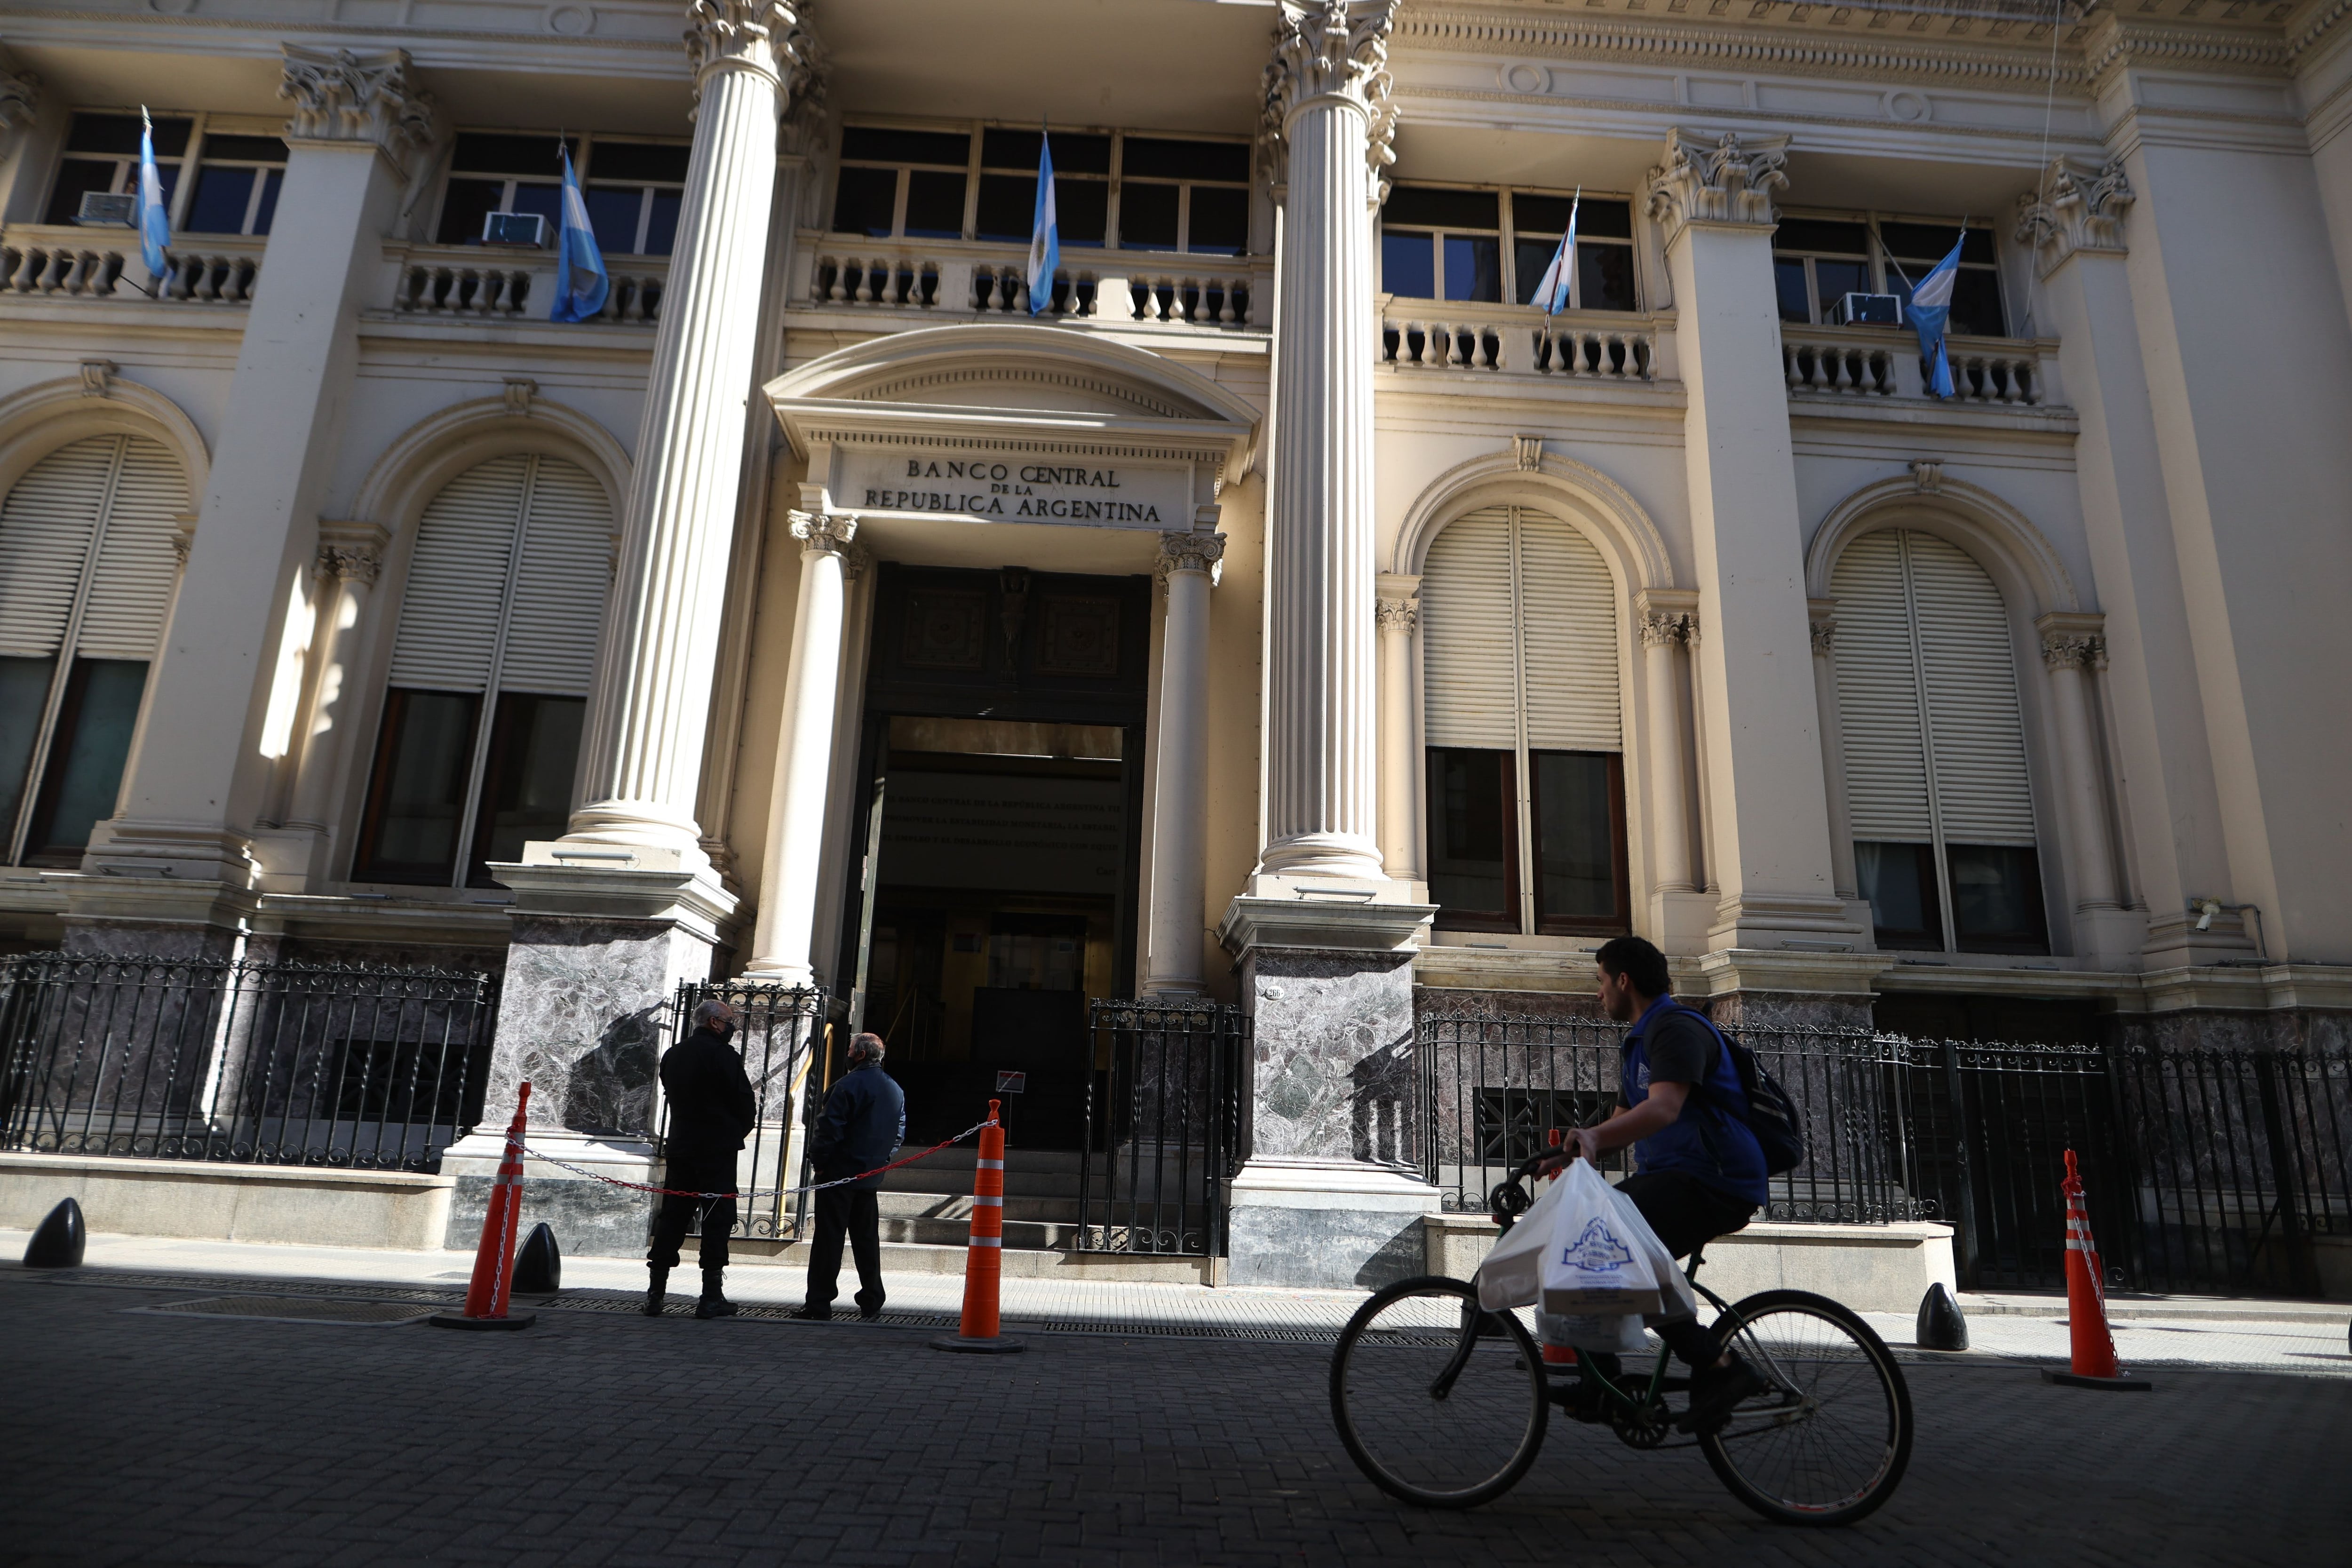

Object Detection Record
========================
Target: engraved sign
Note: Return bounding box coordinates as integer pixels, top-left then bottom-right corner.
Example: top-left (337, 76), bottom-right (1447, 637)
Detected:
top-left (839, 448), bottom-right (1189, 528)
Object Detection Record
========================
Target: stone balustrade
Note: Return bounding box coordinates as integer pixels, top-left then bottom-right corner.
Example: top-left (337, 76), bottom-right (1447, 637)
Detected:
top-left (1780, 324), bottom-right (2053, 407)
top-left (1123, 271), bottom-right (1255, 325)
top-left (794, 235), bottom-right (1269, 329)
top-left (2, 227), bottom-right (261, 304)
top-left (1378, 300), bottom-right (1665, 382)
top-left (387, 244), bottom-right (664, 324)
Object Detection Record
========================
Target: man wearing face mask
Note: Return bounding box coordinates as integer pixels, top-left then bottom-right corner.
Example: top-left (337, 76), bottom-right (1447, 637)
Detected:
top-left (794, 1031), bottom-right (905, 1321)
top-left (645, 998), bottom-right (757, 1319)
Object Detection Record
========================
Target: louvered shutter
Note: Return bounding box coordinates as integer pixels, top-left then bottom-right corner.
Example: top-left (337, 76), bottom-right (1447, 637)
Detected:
top-left (0, 437), bottom-right (114, 658)
top-left (1831, 532), bottom-right (1935, 841)
top-left (1516, 512), bottom-right (1621, 751)
top-left (1420, 507), bottom-right (1518, 748)
top-left (1908, 533), bottom-right (2036, 845)
top-left (497, 458), bottom-right (612, 697)
top-left (78, 437), bottom-right (189, 658)
top-left (388, 455), bottom-right (528, 691)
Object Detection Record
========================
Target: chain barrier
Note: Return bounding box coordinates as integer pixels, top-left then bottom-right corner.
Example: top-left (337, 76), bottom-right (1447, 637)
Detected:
top-left (514, 1115), bottom-right (1000, 1202)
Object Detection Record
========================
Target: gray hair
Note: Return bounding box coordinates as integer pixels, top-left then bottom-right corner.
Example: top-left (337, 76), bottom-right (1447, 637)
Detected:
top-left (849, 1031), bottom-right (886, 1061)
top-left (693, 998), bottom-right (741, 1031)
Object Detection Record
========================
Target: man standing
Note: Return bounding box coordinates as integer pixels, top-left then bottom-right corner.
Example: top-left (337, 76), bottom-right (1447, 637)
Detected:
top-left (645, 998), bottom-right (756, 1320)
top-left (795, 1031), bottom-right (905, 1321)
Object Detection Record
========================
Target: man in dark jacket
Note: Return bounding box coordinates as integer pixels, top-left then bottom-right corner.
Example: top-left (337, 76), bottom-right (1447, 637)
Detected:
top-left (646, 998), bottom-right (757, 1320)
top-left (794, 1031), bottom-right (905, 1321)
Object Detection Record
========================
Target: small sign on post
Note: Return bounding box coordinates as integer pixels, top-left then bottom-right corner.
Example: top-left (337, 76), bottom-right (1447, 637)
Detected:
top-left (994, 1070), bottom-right (1028, 1095)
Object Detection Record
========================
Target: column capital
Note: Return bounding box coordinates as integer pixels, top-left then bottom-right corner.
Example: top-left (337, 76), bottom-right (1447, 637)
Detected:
top-left (2040, 629), bottom-right (2108, 669)
top-left (1157, 528), bottom-right (1227, 583)
top-left (788, 507), bottom-right (858, 554)
top-left (1640, 609), bottom-right (1696, 648)
top-left (1808, 618), bottom-right (1836, 656)
top-left (687, 0), bottom-right (822, 103)
top-left (1374, 596), bottom-right (1416, 634)
top-left (0, 65), bottom-right (38, 143)
top-left (2014, 155), bottom-right (2134, 276)
top-left (278, 45), bottom-right (436, 163)
top-left (317, 542), bottom-right (384, 586)
top-left (1645, 128), bottom-right (1789, 249)
top-left (1258, 0), bottom-right (1402, 199)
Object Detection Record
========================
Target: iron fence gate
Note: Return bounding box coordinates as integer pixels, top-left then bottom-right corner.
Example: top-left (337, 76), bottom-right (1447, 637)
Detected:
top-left (660, 979), bottom-right (828, 1241)
top-left (1076, 998), bottom-right (1247, 1256)
top-left (0, 952), bottom-right (495, 1172)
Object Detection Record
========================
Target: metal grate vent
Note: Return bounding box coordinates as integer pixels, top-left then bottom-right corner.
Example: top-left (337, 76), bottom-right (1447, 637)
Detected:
top-left (143, 1296), bottom-right (439, 1326)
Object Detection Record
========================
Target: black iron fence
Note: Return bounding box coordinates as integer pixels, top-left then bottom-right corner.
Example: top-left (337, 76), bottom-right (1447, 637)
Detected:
top-left (1075, 998), bottom-right (1248, 1256)
top-left (1419, 1010), bottom-right (2352, 1297)
top-left (0, 952), bottom-right (495, 1172)
top-left (660, 979), bottom-right (828, 1242)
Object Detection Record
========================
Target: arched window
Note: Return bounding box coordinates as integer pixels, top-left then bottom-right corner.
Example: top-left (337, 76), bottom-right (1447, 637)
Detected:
top-left (0, 433), bottom-right (186, 865)
top-left (1420, 504), bottom-right (1628, 934)
top-left (354, 454), bottom-right (612, 887)
top-left (1832, 529), bottom-right (2047, 954)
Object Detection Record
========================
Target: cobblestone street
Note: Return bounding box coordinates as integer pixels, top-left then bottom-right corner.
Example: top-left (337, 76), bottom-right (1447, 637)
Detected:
top-left (4, 1266), bottom-right (2347, 1568)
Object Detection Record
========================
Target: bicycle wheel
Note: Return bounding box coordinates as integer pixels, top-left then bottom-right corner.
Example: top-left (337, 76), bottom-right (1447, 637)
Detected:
top-left (1328, 1275), bottom-right (1548, 1509)
top-left (1698, 1289), bottom-right (1913, 1527)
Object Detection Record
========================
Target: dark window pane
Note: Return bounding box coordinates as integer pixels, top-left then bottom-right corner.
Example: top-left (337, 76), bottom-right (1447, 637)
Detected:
top-left (1577, 199), bottom-right (1633, 240)
top-left (45, 159), bottom-right (122, 226)
top-left (1775, 257), bottom-right (1812, 323)
top-left (1382, 185), bottom-right (1497, 230)
top-left (1577, 242), bottom-right (1636, 311)
top-left (199, 134), bottom-right (287, 164)
top-left (468, 693), bottom-right (585, 885)
top-left (1444, 235), bottom-right (1502, 302)
top-left (1856, 841), bottom-right (1943, 951)
top-left (1120, 181), bottom-right (1179, 250)
top-left (1512, 193), bottom-right (1576, 239)
top-left (1775, 218), bottom-right (1868, 255)
top-left (832, 165), bottom-right (897, 236)
top-left (1427, 748), bottom-right (1516, 929)
top-left (583, 185), bottom-right (643, 254)
top-left (1883, 222), bottom-right (1995, 265)
top-left (585, 141), bottom-right (689, 183)
top-left (183, 165), bottom-right (255, 234)
top-left (902, 169), bottom-right (966, 238)
top-left (1531, 751), bottom-right (1624, 930)
top-left (1120, 136), bottom-right (1248, 182)
top-left (451, 132), bottom-right (574, 175)
top-left (355, 689), bottom-right (481, 884)
top-left (509, 182), bottom-right (563, 228)
top-left (1813, 257), bottom-right (1869, 315)
top-left (1514, 237), bottom-right (1563, 306)
top-left (251, 169), bottom-right (284, 236)
top-left (68, 114), bottom-right (188, 157)
top-left (840, 126), bottom-right (970, 166)
top-left (1947, 844), bottom-right (2049, 953)
top-left (1948, 268), bottom-right (2007, 338)
top-left (1382, 231), bottom-right (1435, 298)
top-left (437, 178), bottom-right (507, 245)
top-left (0, 656), bottom-right (55, 839)
top-left (975, 172), bottom-right (1035, 243)
top-left (983, 128), bottom-right (1111, 175)
top-left (643, 188), bottom-right (682, 255)
top-left (1186, 186), bottom-right (1247, 254)
top-left (23, 659), bottom-right (146, 865)
top-left (1056, 179), bottom-right (1108, 247)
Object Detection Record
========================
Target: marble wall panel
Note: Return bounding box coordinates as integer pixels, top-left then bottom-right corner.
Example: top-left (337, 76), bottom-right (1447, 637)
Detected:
top-left (1241, 948), bottom-right (1417, 1166)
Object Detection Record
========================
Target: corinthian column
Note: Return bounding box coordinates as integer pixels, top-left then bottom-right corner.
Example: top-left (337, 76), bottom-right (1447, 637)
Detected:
top-left (1145, 531), bottom-right (1224, 994)
top-left (1251, 0), bottom-right (1398, 887)
top-left (562, 0), bottom-right (818, 869)
top-left (2038, 619), bottom-right (2119, 915)
top-left (1374, 578), bottom-right (1419, 881)
top-left (747, 510), bottom-right (861, 985)
top-left (283, 529), bottom-right (386, 838)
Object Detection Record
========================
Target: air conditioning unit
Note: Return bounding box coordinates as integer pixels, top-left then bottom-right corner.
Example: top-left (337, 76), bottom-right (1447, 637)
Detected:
top-left (75, 192), bottom-right (138, 227)
top-left (1830, 292), bottom-right (1903, 327)
top-left (481, 212), bottom-right (550, 248)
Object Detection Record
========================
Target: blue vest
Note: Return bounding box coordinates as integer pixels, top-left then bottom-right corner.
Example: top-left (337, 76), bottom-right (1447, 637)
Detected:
top-left (1620, 998), bottom-right (1769, 1206)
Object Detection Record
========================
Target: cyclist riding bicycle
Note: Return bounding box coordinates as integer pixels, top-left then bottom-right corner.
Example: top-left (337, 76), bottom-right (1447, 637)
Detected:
top-left (1541, 934), bottom-right (1769, 1433)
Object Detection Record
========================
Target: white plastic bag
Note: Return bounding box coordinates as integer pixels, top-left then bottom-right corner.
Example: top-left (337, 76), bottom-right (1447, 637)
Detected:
top-left (1540, 1307), bottom-right (1652, 1355)
top-left (1606, 1181), bottom-right (1699, 1325)
top-left (1473, 1167), bottom-right (1568, 1311)
top-left (1540, 1161), bottom-right (1666, 1316)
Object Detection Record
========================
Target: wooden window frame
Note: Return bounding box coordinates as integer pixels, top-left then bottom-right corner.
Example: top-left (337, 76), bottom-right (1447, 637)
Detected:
top-left (1528, 749), bottom-right (1631, 936)
top-left (1425, 745), bottom-right (1520, 934)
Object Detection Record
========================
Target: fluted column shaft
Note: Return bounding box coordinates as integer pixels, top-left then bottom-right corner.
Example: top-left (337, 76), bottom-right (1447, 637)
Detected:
top-left (285, 541), bottom-right (383, 832)
top-left (1146, 532), bottom-right (1223, 992)
top-left (1374, 586), bottom-right (1418, 879)
top-left (749, 513), bottom-right (858, 983)
top-left (569, 11), bottom-right (797, 862)
top-left (2042, 632), bottom-right (2117, 909)
top-left (1641, 611), bottom-right (1695, 893)
top-left (1808, 613), bottom-right (1858, 899)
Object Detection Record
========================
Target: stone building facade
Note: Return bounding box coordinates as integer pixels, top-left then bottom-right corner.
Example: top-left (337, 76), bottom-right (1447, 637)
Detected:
top-left (1, 0), bottom-right (2348, 1283)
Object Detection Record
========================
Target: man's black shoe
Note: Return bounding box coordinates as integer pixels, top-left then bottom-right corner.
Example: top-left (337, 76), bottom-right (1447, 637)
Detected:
top-left (695, 1294), bottom-right (738, 1320)
top-left (858, 1303), bottom-right (884, 1321)
top-left (644, 1267), bottom-right (668, 1317)
top-left (1678, 1352), bottom-right (1769, 1434)
top-left (790, 1303), bottom-right (832, 1321)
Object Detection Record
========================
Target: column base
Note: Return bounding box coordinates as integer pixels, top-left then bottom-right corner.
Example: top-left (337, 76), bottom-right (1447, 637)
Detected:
top-left (1225, 1158), bottom-right (1440, 1289)
top-left (1648, 887), bottom-right (1716, 956)
top-left (1691, 947), bottom-right (1893, 1030)
top-left (40, 873), bottom-right (260, 960)
top-left (78, 818), bottom-right (262, 887)
top-left (1705, 891), bottom-right (1873, 954)
top-left (442, 1129), bottom-right (660, 1259)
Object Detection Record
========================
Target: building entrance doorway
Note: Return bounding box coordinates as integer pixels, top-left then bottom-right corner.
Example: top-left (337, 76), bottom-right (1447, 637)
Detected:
top-left (838, 565), bottom-right (1150, 1152)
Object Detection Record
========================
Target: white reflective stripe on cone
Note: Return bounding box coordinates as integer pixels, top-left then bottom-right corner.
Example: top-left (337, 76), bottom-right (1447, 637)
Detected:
top-left (977, 1159), bottom-right (1004, 1170)
top-left (968, 1236), bottom-right (1003, 1247)
top-left (974, 1195), bottom-right (1003, 1207)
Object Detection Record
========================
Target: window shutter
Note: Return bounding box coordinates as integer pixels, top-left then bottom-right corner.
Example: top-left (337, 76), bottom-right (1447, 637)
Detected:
top-left (497, 458), bottom-right (612, 697)
top-left (1831, 531), bottom-right (1934, 842)
top-left (1907, 533), bottom-right (2036, 845)
top-left (1515, 512), bottom-right (1620, 751)
top-left (1420, 507), bottom-right (1518, 748)
top-left (388, 455), bottom-right (529, 692)
top-left (77, 437), bottom-right (189, 659)
top-left (0, 436), bottom-right (115, 658)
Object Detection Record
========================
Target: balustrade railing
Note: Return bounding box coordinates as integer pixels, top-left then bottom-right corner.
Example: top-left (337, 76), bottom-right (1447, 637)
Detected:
top-left (1780, 324), bottom-right (2053, 406)
top-left (1378, 300), bottom-right (1666, 382)
top-left (3, 228), bottom-right (261, 304)
top-left (385, 245), bottom-right (664, 324)
top-left (795, 235), bottom-right (1268, 330)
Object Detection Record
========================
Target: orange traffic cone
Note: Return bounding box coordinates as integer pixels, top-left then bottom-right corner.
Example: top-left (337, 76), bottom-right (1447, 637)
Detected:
top-left (933, 1100), bottom-right (1025, 1354)
top-left (431, 1082), bottom-right (537, 1332)
top-left (2040, 1148), bottom-right (2148, 1390)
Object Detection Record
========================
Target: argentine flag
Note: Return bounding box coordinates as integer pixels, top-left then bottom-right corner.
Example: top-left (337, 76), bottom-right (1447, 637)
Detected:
top-left (1025, 131), bottom-right (1059, 317)
top-left (137, 107), bottom-right (171, 282)
top-left (1907, 234), bottom-right (1965, 399)
top-left (550, 146), bottom-right (610, 323)
top-left (1527, 187), bottom-right (1581, 316)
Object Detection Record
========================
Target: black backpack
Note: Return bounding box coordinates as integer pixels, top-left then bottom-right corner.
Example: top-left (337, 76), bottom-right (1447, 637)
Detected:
top-left (1655, 1004), bottom-right (1807, 1178)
